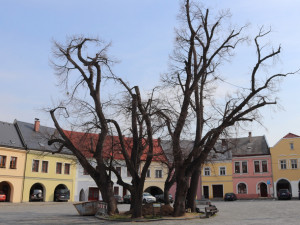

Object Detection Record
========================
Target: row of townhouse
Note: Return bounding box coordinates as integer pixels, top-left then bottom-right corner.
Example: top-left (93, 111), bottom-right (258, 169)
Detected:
top-left (2, 117), bottom-right (300, 203)
top-left (198, 132), bottom-right (300, 199)
top-left (0, 119), bottom-right (168, 203)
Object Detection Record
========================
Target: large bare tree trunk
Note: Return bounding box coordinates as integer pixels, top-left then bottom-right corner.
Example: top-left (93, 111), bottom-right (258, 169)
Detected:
top-left (173, 174), bottom-right (189, 216)
top-left (186, 168), bottom-right (201, 212)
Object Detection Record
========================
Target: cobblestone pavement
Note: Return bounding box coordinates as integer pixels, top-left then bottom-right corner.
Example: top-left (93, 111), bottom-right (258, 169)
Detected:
top-left (0, 200), bottom-right (299, 224)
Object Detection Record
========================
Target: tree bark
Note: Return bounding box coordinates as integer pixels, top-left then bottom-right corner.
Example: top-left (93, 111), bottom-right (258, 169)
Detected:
top-left (173, 175), bottom-right (189, 216)
top-left (186, 168), bottom-right (201, 212)
top-left (96, 178), bottom-right (118, 215)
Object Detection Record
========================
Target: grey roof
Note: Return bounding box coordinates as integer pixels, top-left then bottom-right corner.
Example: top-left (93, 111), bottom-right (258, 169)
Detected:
top-left (14, 120), bottom-right (72, 155)
top-left (0, 121), bottom-right (24, 149)
top-left (160, 140), bottom-right (194, 163)
top-left (227, 136), bottom-right (269, 156)
top-left (160, 140), bottom-right (232, 163)
top-left (160, 136), bottom-right (268, 162)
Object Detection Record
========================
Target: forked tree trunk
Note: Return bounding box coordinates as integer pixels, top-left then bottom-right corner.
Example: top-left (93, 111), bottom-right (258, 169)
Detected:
top-left (173, 175), bottom-right (189, 216)
top-left (131, 184), bottom-right (144, 218)
top-left (97, 180), bottom-right (118, 215)
top-left (186, 168), bottom-right (201, 212)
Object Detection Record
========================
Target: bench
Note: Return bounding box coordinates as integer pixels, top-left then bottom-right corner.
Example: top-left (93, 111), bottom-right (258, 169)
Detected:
top-left (204, 205), bottom-right (218, 218)
top-left (195, 199), bottom-right (211, 213)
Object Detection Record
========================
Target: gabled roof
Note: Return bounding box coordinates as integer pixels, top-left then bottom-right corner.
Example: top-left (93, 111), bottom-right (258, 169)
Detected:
top-left (14, 120), bottom-right (72, 155)
top-left (0, 121), bottom-right (24, 149)
top-left (160, 139), bottom-right (232, 163)
top-left (64, 130), bottom-right (168, 162)
top-left (282, 133), bottom-right (300, 139)
top-left (228, 136), bottom-right (269, 156)
top-left (160, 140), bottom-right (193, 163)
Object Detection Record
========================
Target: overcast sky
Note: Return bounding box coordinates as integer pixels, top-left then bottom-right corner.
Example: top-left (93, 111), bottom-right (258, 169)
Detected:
top-left (1, 0), bottom-right (300, 146)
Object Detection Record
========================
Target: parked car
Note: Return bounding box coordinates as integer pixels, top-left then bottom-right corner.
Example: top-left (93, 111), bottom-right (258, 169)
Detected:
top-left (54, 188), bottom-right (70, 202)
top-left (114, 195), bottom-right (124, 204)
top-left (224, 193), bottom-right (237, 201)
top-left (155, 194), bottom-right (174, 203)
top-left (0, 191), bottom-right (6, 202)
top-left (142, 192), bottom-right (156, 203)
top-left (30, 189), bottom-right (43, 201)
top-left (123, 194), bottom-right (131, 204)
top-left (278, 189), bottom-right (292, 200)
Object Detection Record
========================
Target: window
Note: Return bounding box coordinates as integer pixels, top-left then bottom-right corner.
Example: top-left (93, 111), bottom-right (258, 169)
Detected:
top-left (262, 160), bottom-right (268, 172)
top-left (219, 167), bottom-right (226, 176)
top-left (280, 160), bottom-right (286, 170)
top-left (41, 161), bottom-right (48, 173)
top-left (83, 168), bottom-right (89, 175)
top-left (204, 167), bottom-right (210, 176)
top-left (238, 183), bottom-right (247, 194)
top-left (114, 186), bottom-right (119, 195)
top-left (291, 159), bottom-right (297, 169)
top-left (254, 161), bottom-right (260, 173)
top-left (116, 167), bottom-right (121, 176)
top-left (0, 155), bottom-right (7, 168)
top-left (155, 169), bottom-right (162, 178)
top-left (234, 162), bottom-right (240, 173)
top-left (242, 162), bottom-right (248, 173)
top-left (64, 163), bottom-right (70, 174)
top-left (146, 169), bottom-right (151, 178)
top-left (56, 162), bottom-right (62, 174)
top-left (290, 143), bottom-right (294, 150)
top-left (9, 157), bottom-right (17, 169)
top-left (32, 160), bottom-right (39, 172)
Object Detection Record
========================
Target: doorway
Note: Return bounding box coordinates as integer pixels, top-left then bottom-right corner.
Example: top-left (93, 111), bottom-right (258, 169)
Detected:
top-left (260, 183), bottom-right (268, 197)
top-left (203, 186), bottom-right (209, 199)
top-left (88, 187), bottom-right (99, 201)
top-left (212, 185), bottom-right (223, 198)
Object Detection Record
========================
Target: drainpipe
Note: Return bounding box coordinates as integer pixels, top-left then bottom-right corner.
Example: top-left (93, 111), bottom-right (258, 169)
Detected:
top-left (21, 149), bottom-right (29, 202)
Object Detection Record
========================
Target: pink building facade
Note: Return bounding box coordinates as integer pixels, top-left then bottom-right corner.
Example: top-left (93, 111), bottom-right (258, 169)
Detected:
top-left (232, 155), bottom-right (273, 199)
top-left (231, 134), bottom-right (274, 199)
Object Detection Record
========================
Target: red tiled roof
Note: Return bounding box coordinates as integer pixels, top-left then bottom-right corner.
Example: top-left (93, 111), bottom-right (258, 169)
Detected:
top-left (282, 133), bottom-right (300, 139)
top-left (63, 130), bottom-right (167, 162)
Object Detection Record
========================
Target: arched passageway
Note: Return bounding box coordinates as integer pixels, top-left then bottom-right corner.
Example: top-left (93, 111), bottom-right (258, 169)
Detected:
top-left (29, 183), bottom-right (45, 202)
top-left (54, 184), bottom-right (69, 202)
top-left (276, 179), bottom-right (291, 194)
top-left (144, 186), bottom-right (163, 196)
top-left (0, 181), bottom-right (12, 202)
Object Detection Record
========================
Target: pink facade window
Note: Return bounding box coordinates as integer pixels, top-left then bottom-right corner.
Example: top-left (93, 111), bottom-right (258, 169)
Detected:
top-left (254, 160), bottom-right (268, 173)
top-left (254, 161), bottom-right (260, 173)
top-left (234, 162), bottom-right (240, 173)
top-left (242, 162), bottom-right (248, 173)
top-left (262, 161), bottom-right (268, 172)
top-left (238, 183), bottom-right (247, 194)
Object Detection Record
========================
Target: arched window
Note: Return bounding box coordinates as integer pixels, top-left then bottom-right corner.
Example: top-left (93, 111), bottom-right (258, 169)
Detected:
top-left (238, 183), bottom-right (247, 194)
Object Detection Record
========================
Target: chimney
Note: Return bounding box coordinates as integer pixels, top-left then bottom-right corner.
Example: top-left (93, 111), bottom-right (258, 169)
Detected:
top-left (248, 132), bottom-right (252, 142)
top-left (34, 118), bottom-right (40, 132)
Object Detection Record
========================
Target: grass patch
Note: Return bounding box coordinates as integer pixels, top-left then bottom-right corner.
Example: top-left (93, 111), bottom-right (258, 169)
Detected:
top-left (108, 214), bottom-right (131, 220)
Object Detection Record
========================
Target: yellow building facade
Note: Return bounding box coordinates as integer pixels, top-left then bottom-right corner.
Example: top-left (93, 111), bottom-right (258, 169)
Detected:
top-left (0, 121), bottom-right (26, 203)
top-left (144, 161), bottom-right (168, 195)
top-left (270, 133), bottom-right (300, 198)
top-left (0, 146), bottom-right (26, 202)
top-left (22, 150), bottom-right (76, 202)
top-left (201, 160), bottom-right (233, 199)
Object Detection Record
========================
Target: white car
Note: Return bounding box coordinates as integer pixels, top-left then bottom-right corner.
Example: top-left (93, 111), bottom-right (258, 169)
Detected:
top-left (142, 192), bottom-right (156, 203)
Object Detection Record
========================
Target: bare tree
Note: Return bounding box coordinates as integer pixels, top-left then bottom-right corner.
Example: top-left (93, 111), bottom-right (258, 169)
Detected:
top-left (156, 0), bottom-right (298, 216)
top-left (48, 36), bottom-right (161, 218)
